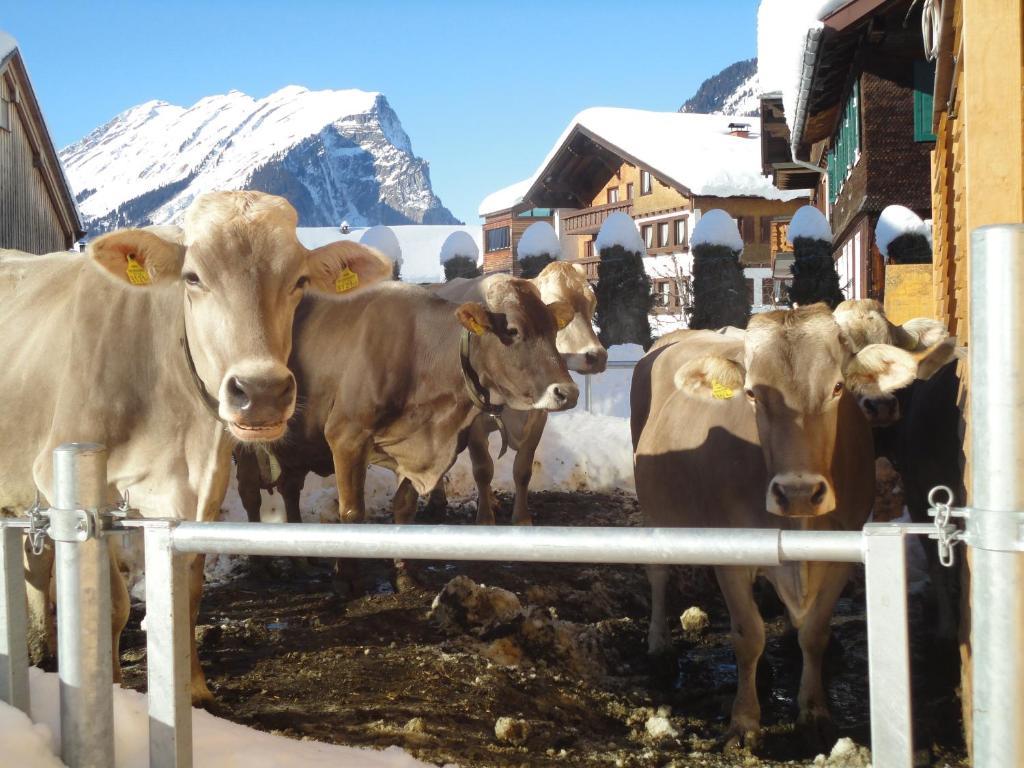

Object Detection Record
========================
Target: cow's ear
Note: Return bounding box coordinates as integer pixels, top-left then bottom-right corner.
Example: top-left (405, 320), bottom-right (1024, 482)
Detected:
top-left (571, 262), bottom-right (587, 277)
top-left (307, 242), bottom-right (393, 296)
top-left (673, 355), bottom-right (745, 400)
top-left (546, 300), bottom-right (575, 331)
top-left (914, 336), bottom-right (961, 380)
top-left (89, 229), bottom-right (185, 287)
top-left (892, 316), bottom-right (949, 351)
top-left (455, 302), bottom-right (493, 336)
top-left (844, 344), bottom-right (918, 396)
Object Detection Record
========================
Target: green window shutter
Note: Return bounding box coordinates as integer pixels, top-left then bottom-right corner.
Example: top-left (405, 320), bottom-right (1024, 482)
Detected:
top-left (914, 60), bottom-right (937, 142)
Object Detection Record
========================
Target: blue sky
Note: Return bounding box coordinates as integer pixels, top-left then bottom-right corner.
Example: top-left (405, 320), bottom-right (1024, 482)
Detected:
top-left (5, 0), bottom-right (759, 224)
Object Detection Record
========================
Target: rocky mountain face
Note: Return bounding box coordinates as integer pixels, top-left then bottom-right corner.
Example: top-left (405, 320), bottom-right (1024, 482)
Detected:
top-left (680, 58), bottom-right (760, 117)
top-left (61, 86), bottom-right (458, 234)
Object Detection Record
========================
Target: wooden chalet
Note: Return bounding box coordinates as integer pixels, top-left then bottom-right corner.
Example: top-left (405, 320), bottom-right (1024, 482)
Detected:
top-left (760, 0), bottom-right (936, 302)
top-left (0, 31), bottom-right (83, 253)
top-left (479, 110), bottom-right (804, 326)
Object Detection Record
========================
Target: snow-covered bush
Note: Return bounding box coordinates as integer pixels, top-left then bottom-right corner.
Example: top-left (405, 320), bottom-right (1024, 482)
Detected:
top-left (688, 209), bottom-right (749, 330)
top-left (361, 225), bottom-right (403, 280)
top-left (786, 205), bottom-right (844, 309)
top-left (593, 212), bottom-right (652, 349)
top-left (877, 204), bottom-right (932, 264)
top-left (516, 221), bottom-right (561, 278)
top-left (440, 230), bottom-right (481, 281)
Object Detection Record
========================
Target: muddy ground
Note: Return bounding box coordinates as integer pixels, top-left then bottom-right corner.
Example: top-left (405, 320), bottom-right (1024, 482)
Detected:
top-left (118, 491), bottom-right (968, 767)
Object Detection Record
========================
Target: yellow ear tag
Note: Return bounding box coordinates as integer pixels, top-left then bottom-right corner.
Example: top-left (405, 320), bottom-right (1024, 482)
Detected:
top-left (556, 315), bottom-right (571, 331)
top-left (467, 317), bottom-right (485, 336)
top-left (711, 380), bottom-right (735, 400)
top-left (334, 268), bottom-right (359, 294)
top-left (125, 256), bottom-right (151, 286)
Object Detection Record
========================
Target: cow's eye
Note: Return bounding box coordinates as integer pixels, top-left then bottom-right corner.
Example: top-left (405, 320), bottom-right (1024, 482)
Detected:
top-left (744, 388), bottom-right (756, 401)
top-left (183, 272), bottom-right (202, 288)
top-left (294, 276), bottom-right (310, 292)
top-left (832, 381), bottom-right (844, 397)
top-left (507, 327), bottom-right (519, 339)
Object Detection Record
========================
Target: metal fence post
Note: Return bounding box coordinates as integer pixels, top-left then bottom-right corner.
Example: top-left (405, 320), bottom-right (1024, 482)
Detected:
top-left (969, 224), bottom-right (1024, 767)
top-left (863, 523), bottom-right (913, 768)
top-left (145, 521), bottom-right (192, 768)
top-left (584, 373), bottom-right (592, 413)
top-left (0, 524), bottom-right (29, 714)
top-left (52, 442), bottom-right (115, 767)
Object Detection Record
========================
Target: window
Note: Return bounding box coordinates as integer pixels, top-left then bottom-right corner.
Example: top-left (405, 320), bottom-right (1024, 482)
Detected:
top-left (516, 208), bottom-right (553, 218)
top-left (826, 80), bottom-right (861, 206)
top-left (760, 216), bottom-right (772, 244)
top-left (584, 239), bottom-right (594, 260)
top-left (626, 182), bottom-right (634, 200)
top-left (657, 222), bottom-right (670, 247)
top-left (913, 60), bottom-right (937, 142)
top-left (640, 170), bottom-right (652, 195)
top-left (641, 224), bottom-right (654, 249)
top-left (738, 216), bottom-right (755, 243)
top-left (607, 187), bottom-right (619, 204)
top-left (485, 226), bottom-right (510, 252)
top-left (653, 279), bottom-right (672, 308)
top-left (675, 219), bottom-right (688, 249)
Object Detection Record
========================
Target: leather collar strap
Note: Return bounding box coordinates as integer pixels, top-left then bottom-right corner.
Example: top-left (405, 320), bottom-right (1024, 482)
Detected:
top-left (460, 328), bottom-right (508, 458)
top-left (181, 321), bottom-right (224, 425)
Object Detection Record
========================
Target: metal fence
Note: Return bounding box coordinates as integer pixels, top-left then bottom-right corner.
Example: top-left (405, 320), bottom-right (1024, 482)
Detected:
top-left (581, 359), bottom-right (637, 414)
top-left (1, 224), bottom-right (1022, 768)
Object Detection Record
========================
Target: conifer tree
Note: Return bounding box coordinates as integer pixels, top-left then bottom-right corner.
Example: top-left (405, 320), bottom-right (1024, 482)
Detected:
top-left (687, 210), bottom-right (751, 330)
top-left (593, 212), bottom-right (652, 348)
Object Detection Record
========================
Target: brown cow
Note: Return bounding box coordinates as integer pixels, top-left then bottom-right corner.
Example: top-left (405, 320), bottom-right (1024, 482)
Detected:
top-left (631, 304), bottom-right (954, 751)
top-left (235, 276), bottom-right (578, 540)
top-left (0, 191), bottom-right (392, 703)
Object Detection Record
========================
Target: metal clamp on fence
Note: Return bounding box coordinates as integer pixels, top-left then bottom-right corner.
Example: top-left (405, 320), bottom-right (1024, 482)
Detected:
top-left (927, 485), bottom-right (968, 567)
top-left (25, 492), bottom-right (138, 553)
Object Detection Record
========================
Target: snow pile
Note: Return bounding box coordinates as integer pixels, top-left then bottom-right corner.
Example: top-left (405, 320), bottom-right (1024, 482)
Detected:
top-left (757, 1), bottom-right (827, 124)
top-left (439, 230), bottom-right (480, 265)
top-left (813, 737), bottom-right (872, 767)
top-left (595, 211), bottom-right (645, 254)
top-left (0, 30), bottom-right (18, 63)
top-left (570, 344), bottom-right (643, 419)
top-left (297, 225), bottom-right (482, 284)
top-left (691, 209), bottom-right (743, 251)
top-left (4, 668), bottom-right (437, 768)
top-left (360, 226), bottom-right (403, 269)
top-left (478, 109), bottom-right (806, 216)
top-left (787, 204), bottom-right (833, 243)
top-left (875, 205), bottom-right (929, 259)
top-left (517, 221), bottom-right (562, 259)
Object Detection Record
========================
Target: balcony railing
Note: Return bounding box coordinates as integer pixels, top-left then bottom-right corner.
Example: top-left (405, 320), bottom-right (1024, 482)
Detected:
top-left (562, 200), bottom-right (634, 236)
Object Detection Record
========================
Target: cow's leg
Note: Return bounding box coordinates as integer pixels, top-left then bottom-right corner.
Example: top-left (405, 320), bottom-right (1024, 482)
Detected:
top-left (794, 563), bottom-right (848, 752)
top-left (187, 552), bottom-right (213, 705)
top-left (391, 478), bottom-right (421, 591)
top-left (646, 564), bottom-right (670, 654)
top-left (109, 547), bottom-right (129, 682)
top-left (425, 482), bottom-right (448, 515)
top-left (278, 468), bottom-right (313, 574)
top-left (23, 540), bottom-right (56, 665)
top-left (235, 450), bottom-right (263, 524)
top-left (468, 419), bottom-right (496, 525)
top-left (716, 566), bottom-right (765, 752)
top-left (511, 411), bottom-right (547, 526)
top-left (327, 432), bottom-right (371, 597)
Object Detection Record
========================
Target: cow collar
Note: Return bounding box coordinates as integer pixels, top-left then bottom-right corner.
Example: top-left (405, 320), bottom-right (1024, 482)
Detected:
top-left (459, 328), bottom-right (509, 458)
top-left (180, 321), bottom-right (224, 425)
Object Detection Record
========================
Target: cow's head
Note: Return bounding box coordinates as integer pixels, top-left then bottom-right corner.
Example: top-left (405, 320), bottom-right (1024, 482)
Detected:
top-left (532, 261), bottom-right (607, 374)
top-left (833, 299), bottom-right (959, 426)
top-left (673, 304), bottom-right (953, 518)
top-left (87, 191), bottom-right (392, 442)
top-left (455, 275), bottom-right (579, 411)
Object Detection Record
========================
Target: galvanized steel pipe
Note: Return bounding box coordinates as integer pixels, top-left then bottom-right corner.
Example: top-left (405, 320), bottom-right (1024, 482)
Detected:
top-left (969, 224), bottom-right (1024, 766)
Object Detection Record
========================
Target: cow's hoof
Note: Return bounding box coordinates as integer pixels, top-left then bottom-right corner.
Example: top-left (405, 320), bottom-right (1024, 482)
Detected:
top-left (190, 681), bottom-right (215, 708)
top-left (512, 516), bottom-right (533, 526)
top-left (722, 721), bottom-right (761, 754)
top-left (393, 560), bottom-right (421, 593)
top-left (797, 709), bottom-right (837, 754)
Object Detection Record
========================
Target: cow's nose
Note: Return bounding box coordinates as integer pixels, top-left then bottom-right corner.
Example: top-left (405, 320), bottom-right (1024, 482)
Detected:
top-left (766, 473), bottom-right (835, 517)
top-left (860, 395), bottom-right (900, 426)
top-left (536, 381), bottom-right (579, 411)
top-left (224, 373), bottom-right (295, 419)
top-left (585, 348), bottom-right (608, 374)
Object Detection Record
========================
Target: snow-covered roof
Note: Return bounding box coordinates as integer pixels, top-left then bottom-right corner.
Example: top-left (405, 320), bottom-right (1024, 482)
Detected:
top-left (787, 204), bottom-right (833, 243)
top-left (517, 221), bottom-right (562, 259)
top-left (297, 225), bottom-right (482, 283)
top-left (0, 30), bottom-right (17, 64)
top-left (478, 108), bottom-right (807, 216)
top-left (876, 205), bottom-right (929, 259)
top-left (691, 209), bottom-right (743, 252)
top-left (757, 1), bottom-right (827, 132)
top-left (595, 211), bottom-right (645, 254)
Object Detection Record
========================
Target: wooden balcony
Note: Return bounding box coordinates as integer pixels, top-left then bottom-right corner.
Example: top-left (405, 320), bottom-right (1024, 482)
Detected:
top-left (562, 200), bottom-right (634, 236)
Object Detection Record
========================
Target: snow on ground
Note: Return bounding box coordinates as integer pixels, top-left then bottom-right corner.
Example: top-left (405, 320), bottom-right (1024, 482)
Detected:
top-left (1, 668), bottom-right (441, 768)
top-left (570, 344), bottom-right (644, 419)
top-left (595, 211), bottom-right (645, 253)
top-left (757, 1), bottom-right (828, 125)
top-left (297, 225), bottom-right (481, 283)
top-left (517, 221), bottom-right (562, 258)
top-left (691, 209), bottom-right (743, 251)
top-left (787, 204), bottom-right (833, 243)
top-left (875, 205), bottom-right (929, 259)
top-left (361, 225), bottom-right (403, 269)
top-left (478, 109), bottom-right (806, 216)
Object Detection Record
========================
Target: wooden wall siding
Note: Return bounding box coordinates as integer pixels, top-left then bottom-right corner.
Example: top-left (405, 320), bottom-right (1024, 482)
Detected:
top-left (0, 71), bottom-right (70, 254)
top-left (591, 161), bottom-right (690, 217)
top-left (883, 263), bottom-right (934, 324)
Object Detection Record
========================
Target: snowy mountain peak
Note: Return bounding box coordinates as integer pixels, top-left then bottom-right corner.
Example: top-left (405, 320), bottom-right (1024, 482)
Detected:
top-left (680, 58), bottom-right (760, 117)
top-left (61, 86), bottom-right (457, 234)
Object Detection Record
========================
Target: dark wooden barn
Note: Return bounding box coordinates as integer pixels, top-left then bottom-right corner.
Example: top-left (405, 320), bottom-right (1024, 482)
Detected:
top-left (0, 31), bottom-right (83, 253)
